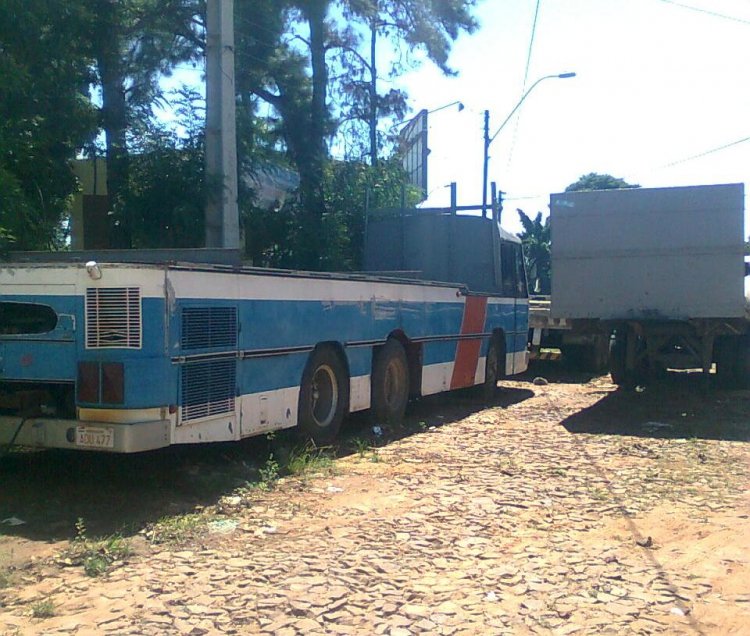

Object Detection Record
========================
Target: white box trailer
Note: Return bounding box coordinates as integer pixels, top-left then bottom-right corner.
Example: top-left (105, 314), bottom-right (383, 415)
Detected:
top-left (547, 183), bottom-right (749, 386)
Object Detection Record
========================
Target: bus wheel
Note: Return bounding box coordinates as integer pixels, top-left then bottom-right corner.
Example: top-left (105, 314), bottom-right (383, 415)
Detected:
top-left (371, 339), bottom-right (410, 424)
top-left (482, 336), bottom-right (502, 401)
top-left (298, 346), bottom-right (349, 443)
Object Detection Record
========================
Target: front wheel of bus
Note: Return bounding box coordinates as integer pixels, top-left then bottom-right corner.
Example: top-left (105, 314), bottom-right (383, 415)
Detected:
top-left (298, 346), bottom-right (349, 444)
top-left (371, 339), bottom-right (410, 424)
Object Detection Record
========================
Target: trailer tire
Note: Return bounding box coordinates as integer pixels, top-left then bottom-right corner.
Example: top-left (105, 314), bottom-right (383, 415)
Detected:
top-left (733, 335), bottom-right (750, 389)
top-left (715, 336), bottom-right (740, 388)
top-left (609, 331), bottom-right (628, 386)
top-left (371, 339), bottom-right (410, 424)
top-left (297, 346), bottom-right (349, 444)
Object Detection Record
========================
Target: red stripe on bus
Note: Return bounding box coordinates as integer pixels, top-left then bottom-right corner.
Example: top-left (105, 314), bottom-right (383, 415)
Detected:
top-left (450, 296), bottom-right (488, 389)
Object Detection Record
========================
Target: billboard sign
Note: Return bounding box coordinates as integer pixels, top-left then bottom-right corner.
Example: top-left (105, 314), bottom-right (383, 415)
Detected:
top-left (398, 109), bottom-right (429, 201)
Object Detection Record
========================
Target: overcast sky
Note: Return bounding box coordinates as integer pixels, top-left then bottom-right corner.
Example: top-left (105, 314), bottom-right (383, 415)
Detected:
top-left (391, 0), bottom-right (750, 233)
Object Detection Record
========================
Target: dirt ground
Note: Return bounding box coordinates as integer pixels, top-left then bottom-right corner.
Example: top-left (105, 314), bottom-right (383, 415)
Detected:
top-left (1, 367), bottom-right (749, 635)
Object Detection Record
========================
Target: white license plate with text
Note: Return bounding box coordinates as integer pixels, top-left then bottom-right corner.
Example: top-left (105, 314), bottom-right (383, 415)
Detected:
top-left (75, 426), bottom-right (115, 449)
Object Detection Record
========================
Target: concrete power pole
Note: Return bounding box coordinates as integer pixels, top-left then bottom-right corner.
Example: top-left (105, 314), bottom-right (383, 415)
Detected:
top-left (205, 0), bottom-right (240, 249)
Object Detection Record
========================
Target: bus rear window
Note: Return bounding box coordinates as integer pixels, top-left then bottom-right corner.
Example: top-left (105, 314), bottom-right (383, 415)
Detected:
top-left (0, 302), bottom-right (58, 335)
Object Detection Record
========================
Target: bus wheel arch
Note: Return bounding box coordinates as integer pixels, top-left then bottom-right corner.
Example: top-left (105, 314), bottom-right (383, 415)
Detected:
top-left (297, 343), bottom-right (350, 443)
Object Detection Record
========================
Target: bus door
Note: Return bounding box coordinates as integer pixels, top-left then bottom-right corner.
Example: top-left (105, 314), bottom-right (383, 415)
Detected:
top-left (499, 242), bottom-right (529, 374)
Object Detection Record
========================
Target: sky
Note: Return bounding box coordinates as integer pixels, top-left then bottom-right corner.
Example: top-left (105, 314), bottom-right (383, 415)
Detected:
top-left (386, 0), bottom-right (750, 234)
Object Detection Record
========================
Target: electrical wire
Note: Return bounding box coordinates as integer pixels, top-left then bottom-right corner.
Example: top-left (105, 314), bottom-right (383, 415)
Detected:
top-left (660, 134), bottom-right (750, 168)
top-left (654, 0), bottom-right (750, 26)
top-left (506, 0), bottom-right (542, 171)
top-left (521, 0), bottom-right (542, 92)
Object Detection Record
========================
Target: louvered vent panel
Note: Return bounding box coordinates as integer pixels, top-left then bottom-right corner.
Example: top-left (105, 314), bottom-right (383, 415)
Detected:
top-left (181, 307), bottom-right (237, 350)
top-left (85, 287), bottom-right (142, 349)
top-left (181, 358), bottom-right (236, 422)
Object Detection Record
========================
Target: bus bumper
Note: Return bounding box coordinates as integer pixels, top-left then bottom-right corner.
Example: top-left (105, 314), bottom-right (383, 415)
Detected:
top-left (0, 417), bottom-right (171, 453)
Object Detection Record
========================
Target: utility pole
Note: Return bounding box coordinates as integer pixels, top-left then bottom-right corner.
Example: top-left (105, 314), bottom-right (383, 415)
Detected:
top-left (205, 0), bottom-right (240, 249)
top-left (369, 20), bottom-right (378, 167)
top-left (482, 109), bottom-right (490, 218)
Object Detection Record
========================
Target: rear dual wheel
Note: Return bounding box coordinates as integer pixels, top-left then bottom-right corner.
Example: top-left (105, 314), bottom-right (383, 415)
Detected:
top-left (371, 339), bottom-right (410, 425)
top-left (298, 346), bottom-right (349, 444)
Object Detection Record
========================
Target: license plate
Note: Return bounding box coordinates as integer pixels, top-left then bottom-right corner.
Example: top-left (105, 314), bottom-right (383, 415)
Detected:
top-left (75, 426), bottom-right (115, 449)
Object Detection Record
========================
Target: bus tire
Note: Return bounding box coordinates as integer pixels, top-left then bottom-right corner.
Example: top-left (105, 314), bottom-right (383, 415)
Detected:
top-left (297, 346), bottom-right (349, 444)
top-left (371, 339), bottom-right (410, 424)
top-left (482, 336), bottom-right (503, 401)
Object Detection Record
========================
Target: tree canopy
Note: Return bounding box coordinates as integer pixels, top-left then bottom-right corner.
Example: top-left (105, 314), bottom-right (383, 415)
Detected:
top-left (565, 172), bottom-right (640, 192)
top-left (516, 209), bottom-right (550, 295)
top-left (2, 1), bottom-right (479, 268)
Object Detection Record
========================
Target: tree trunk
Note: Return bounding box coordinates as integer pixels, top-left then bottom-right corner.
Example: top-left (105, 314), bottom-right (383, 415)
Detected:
top-left (296, 0), bottom-right (330, 269)
top-left (95, 0), bottom-right (131, 248)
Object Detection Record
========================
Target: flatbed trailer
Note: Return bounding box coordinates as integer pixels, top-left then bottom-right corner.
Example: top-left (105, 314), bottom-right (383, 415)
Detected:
top-left (547, 183), bottom-right (749, 386)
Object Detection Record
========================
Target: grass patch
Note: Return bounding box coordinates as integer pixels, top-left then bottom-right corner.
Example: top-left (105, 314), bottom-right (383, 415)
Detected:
top-left (147, 513), bottom-right (207, 545)
top-left (31, 598), bottom-right (55, 619)
top-left (0, 567), bottom-right (14, 589)
top-left (61, 518), bottom-right (132, 577)
top-left (350, 438), bottom-right (382, 463)
top-left (285, 444), bottom-right (335, 477)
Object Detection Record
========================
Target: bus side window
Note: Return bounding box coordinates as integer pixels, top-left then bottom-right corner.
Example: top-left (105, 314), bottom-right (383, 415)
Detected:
top-left (500, 241), bottom-right (516, 298)
top-left (499, 241), bottom-right (528, 299)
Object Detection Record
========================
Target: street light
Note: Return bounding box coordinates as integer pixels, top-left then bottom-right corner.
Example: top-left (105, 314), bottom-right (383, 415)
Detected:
top-left (482, 72), bottom-right (576, 217)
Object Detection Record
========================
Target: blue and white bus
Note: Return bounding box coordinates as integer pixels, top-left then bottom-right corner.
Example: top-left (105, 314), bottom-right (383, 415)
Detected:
top-left (0, 213), bottom-right (529, 452)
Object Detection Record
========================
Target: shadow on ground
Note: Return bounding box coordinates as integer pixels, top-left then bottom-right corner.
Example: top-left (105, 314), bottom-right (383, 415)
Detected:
top-left (561, 370), bottom-right (750, 443)
top-left (0, 385), bottom-right (534, 543)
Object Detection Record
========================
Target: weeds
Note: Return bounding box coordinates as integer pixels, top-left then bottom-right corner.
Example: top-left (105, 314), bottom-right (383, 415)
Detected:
top-left (351, 438), bottom-right (382, 463)
top-left (31, 599), bottom-right (55, 619)
top-left (61, 518), bottom-right (132, 577)
top-left (0, 567), bottom-right (13, 589)
top-left (353, 438), bottom-right (370, 458)
top-left (258, 454), bottom-right (280, 488)
top-left (147, 513), bottom-right (206, 545)
top-left (285, 444), bottom-right (335, 477)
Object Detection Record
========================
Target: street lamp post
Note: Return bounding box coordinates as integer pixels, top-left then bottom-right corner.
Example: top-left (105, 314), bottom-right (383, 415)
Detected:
top-left (482, 72), bottom-right (576, 218)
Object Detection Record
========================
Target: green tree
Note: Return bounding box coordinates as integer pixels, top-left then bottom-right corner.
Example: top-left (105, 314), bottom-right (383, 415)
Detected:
top-left (84, 0), bottom-right (204, 247)
top-left (124, 89), bottom-right (206, 248)
top-left (243, 158), bottom-right (416, 271)
top-left (0, 0), bottom-right (97, 250)
top-left (517, 209), bottom-right (550, 295)
top-left (235, 0), bottom-right (479, 269)
top-left (565, 172), bottom-right (639, 192)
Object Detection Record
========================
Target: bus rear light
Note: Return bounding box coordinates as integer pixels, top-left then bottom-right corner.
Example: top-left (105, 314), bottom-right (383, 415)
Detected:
top-left (168, 404), bottom-right (177, 415)
top-left (101, 363), bottom-right (124, 404)
top-left (77, 362), bottom-right (124, 405)
top-left (77, 362), bottom-right (99, 403)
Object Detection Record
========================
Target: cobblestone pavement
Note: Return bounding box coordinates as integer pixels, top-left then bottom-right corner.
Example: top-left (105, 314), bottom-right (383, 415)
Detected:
top-left (1, 375), bottom-right (749, 635)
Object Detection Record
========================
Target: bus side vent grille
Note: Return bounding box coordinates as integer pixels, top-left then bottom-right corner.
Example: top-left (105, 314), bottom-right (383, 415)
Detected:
top-left (85, 287), bottom-right (142, 349)
top-left (181, 358), bottom-right (236, 422)
top-left (181, 307), bottom-right (237, 350)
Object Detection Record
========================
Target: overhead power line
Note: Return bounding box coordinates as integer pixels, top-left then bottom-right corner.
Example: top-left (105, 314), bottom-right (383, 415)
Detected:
top-left (506, 0), bottom-right (542, 170)
top-left (662, 135), bottom-right (750, 168)
top-left (655, 0), bottom-right (750, 26)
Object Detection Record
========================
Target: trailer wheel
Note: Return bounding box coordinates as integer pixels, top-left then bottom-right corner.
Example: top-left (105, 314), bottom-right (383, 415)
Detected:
top-left (371, 339), bottom-right (410, 424)
top-left (732, 335), bottom-right (750, 389)
top-left (715, 336), bottom-right (740, 388)
top-left (482, 336), bottom-right (503, 401)
top-left (297, 346), bottom-right (349, 443)
top-left (609, 331), bottom-right (628, 386)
